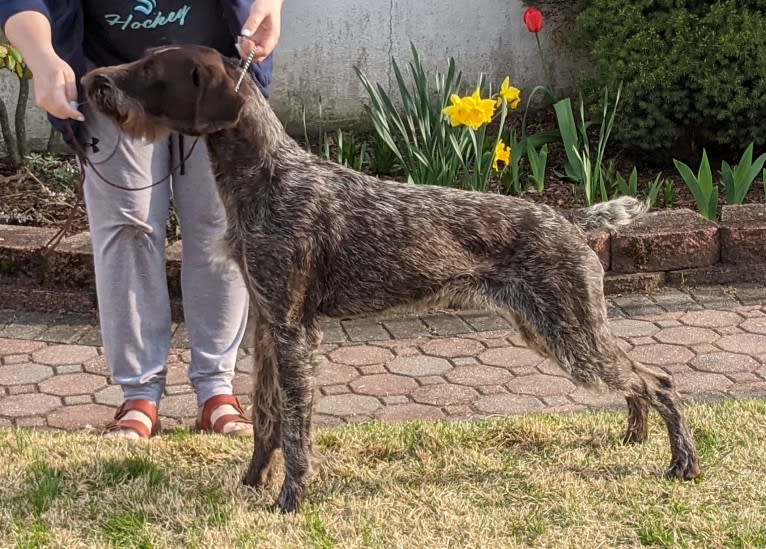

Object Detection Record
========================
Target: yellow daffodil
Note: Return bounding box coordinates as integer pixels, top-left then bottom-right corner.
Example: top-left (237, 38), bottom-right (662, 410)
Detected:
top-left (442, 89), bottom-right (496, 130)
top-left (493, 140), bottom-right (511, 171)
top-left (497, 77), bottom-right (521, 109)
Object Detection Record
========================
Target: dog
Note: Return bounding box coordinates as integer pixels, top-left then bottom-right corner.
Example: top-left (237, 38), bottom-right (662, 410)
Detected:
top-left (82, 45), bottom-right (700, 513)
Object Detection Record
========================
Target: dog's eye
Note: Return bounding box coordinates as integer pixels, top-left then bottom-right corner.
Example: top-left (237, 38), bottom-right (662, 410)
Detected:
top-left (191, 67), bottom-right (201, 87)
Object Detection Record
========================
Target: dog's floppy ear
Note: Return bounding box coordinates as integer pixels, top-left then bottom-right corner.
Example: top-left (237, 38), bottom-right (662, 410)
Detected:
top-left (191, 60), bottom-right (245, 134)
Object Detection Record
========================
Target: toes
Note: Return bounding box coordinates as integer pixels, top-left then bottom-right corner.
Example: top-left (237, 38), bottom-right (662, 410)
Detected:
top-left (665, 457), bottom-right (701, 481)
top-left (276, 482), bottom-right (304, 513)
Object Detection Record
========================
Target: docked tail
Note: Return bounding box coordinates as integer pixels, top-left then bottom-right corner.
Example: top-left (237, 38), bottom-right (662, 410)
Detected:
top-left (566, 196), bottom-right (650, 231)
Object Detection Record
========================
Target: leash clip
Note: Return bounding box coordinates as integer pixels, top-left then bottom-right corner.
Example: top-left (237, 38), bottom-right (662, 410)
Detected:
top-left (235, 48), bottom-right (256, 93)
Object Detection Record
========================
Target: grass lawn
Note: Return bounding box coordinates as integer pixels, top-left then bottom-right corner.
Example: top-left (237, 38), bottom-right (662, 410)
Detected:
top-left (2, 399), bottom-right (765, 548)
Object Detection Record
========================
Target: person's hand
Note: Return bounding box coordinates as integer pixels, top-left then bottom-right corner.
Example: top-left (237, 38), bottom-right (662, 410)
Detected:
top-left (238, 0), bottom-right (285, 63)
top-left (30, 52), bottom-right (83, 121)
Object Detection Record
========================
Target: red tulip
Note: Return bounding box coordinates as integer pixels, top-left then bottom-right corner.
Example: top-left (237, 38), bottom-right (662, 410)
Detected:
top-left (523, 7), bottom-right (544, 33)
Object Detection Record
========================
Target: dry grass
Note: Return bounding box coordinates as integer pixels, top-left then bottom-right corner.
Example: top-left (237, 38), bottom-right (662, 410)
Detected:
top-left (2, 399), bottom-right (765, 548)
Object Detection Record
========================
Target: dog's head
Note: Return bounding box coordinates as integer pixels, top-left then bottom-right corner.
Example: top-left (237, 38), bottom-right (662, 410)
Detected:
top-left (82, 45), bottom-right (245, 139)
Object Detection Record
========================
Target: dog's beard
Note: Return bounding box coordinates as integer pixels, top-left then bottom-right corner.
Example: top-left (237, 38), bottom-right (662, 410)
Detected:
top-left (88, 88), bottom-right (171, 142)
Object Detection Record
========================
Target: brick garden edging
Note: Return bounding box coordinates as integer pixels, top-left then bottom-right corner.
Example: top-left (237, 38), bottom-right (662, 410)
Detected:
top-left (1, 204), bottom-right (765, 313)
top-left (602, 205), bottom-right (766, 294)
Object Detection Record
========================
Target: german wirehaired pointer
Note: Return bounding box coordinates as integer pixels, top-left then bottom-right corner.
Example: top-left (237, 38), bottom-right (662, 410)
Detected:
top-left (83, 45), bottom-right (699, 513)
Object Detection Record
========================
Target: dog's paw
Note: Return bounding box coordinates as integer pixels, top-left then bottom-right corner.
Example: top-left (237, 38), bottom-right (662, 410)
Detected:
top-left (622, 427), bottom-right (648, 445)
top-left (276, 481), bottom-right (305, 514)
top-left (665, 454), bottom-right (701, 481)
top-left (242, 463), bottom-right (272, 489)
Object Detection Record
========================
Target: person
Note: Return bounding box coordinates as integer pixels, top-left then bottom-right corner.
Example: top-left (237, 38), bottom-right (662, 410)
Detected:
top-left (0, 0), bottom-right (285, 438)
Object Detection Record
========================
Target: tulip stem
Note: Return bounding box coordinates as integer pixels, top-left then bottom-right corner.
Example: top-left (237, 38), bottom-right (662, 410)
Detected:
top-left (535, 33), bottom-right (556, 102)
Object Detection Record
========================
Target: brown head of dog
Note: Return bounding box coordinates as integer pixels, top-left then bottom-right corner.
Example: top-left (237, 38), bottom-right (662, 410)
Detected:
top-left (82, 45), bottom-right (245, 140)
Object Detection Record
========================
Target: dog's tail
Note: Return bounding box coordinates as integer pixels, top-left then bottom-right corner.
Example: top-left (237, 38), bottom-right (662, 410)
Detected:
top-left (565, 196), bottom-right (650, 231)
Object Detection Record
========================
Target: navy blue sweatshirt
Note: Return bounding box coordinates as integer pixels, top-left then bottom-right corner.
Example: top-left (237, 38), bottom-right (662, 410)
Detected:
top-left (0, 0), bottom-right (273, 141)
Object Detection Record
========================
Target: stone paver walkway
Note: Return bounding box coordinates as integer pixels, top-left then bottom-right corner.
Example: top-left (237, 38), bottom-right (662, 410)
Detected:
top-left (1, 284), bottom-right (766, 431)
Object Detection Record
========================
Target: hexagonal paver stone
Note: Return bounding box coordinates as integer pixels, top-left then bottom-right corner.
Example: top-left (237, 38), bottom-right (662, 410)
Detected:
top-left (94, 384), bottom-right (123, 407)
top-left (388, 355), bottom-right (452, 377)
top-left (159, 393), bottom-right (197, 419)
top-left (47, 404), bottom-right (114, 430)
top-left (474, 394), bottom-right (545, 415)
top-left (315, 394), bottom-right (381, 416)
top-left (506, 374), bottom-right (576, 397)
top-left (739, 317), bottom-right (766, 335)
top-left (166, 362), bottom-right (189, 386)
top-left (691, 352), bottom-right (758, 374)
top-left (31, 345), bottom-right (98, 366)
top-left (608, 319), bottom-right (659, 338)
top-left (0, 363), bottom-right (54, 385)
top-left (0, 338), bottom-right (46, 356)
top-left (329, 345), bottom-right (393, 366)
top-left (314, 363), bottom-right (359, 387)
top-left (419, 338), bottom-right (485, 359)
top-left (717, 334), bottom-right (766, 355)
top-left (0, 394), bottom-right (61, 417)
top-left (655, 326), bottom-right (719, 346)
top-left (628, 344), bottom-right (694, 366)
top-left (445, 365), bottom-right (512, 386)
top-left (479, 346), bottom-right (542, 368)
top-left (38, 373), bottom-right (107, 397)
top-left (374, 403), bottom-right (445, 422)
top-left (679, 310), bottom-right (742, 328)
top-left (412, 384), bottom-right (477, 406)
top-left (83, 355), bottom-right (110, 375)
top-left (672, 372), bottom-right (732, 394)
top-left (350, 374), bottom-right (416, 397)
top-left (232, 373), bottom-right (252, 396)
top-left (728, 381), bottom-right (766, 398)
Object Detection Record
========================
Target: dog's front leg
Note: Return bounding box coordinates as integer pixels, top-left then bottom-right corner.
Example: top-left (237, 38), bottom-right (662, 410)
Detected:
top-left (243, 315), bottom-right (282, 489)
top-left (271, 323), bottom-right (314, 513)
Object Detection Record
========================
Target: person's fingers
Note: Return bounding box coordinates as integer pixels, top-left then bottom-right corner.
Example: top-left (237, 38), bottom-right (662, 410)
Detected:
top-left (64, 76), bottom-right (77, 103)
top-left (239, 3), bottom-right (282, 62)
top-left (35, 71), bottom-right (83, 121)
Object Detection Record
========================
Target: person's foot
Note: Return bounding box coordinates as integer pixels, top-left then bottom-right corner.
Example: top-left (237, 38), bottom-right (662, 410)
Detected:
top-left (103, 400), bottom-right (160, 439)
top-left (197, 394), bottom-right (252, 437)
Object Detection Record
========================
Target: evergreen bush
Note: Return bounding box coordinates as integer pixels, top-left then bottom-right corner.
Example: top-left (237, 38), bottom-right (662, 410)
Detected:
top-left (574, 0), bottom-right (766, 159)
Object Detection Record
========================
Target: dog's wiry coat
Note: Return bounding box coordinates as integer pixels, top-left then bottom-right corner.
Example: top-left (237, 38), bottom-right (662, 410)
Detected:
top-left (83, 46), bottom-right (700, 513)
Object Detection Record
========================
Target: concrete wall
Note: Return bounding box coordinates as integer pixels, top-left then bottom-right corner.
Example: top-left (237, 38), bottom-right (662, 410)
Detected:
top-left (0, 0), bottom-right (578, 147)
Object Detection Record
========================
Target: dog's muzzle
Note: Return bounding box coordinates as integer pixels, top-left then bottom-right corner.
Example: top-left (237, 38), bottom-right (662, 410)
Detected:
top-left (83, 73), bottom-right (120, 112)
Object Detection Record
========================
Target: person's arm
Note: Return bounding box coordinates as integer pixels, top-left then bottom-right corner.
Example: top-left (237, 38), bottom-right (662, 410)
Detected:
top-left (4, 10), bottom-right (83, 120)
top-left (239, 0), bottom-right (285, 63)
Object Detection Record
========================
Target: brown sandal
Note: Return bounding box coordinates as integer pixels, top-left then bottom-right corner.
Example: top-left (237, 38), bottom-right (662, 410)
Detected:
top-left (196, 394), bottom-right (252, 436)
top-left (103, 399), bottom-right (160, 439)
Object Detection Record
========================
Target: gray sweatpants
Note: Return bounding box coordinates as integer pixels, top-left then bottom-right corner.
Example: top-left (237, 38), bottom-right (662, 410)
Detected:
top-left (81, 105), bottom-right (249, 407)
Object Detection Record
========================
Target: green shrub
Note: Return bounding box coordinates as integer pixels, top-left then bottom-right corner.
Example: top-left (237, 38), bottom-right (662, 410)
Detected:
top-left (574, 0), bottom-right (766, 159)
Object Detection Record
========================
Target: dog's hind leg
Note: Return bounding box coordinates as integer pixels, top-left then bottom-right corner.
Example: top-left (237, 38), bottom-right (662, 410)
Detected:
top-left (479, 258), bottom-right (698, 480)
top-left (623, 395), bottom-right (649, 444)
top-left (244, 313), bottom-right (282, 488)
top-left (618, 355), bottom-right (699, 480)
top-left (271, 323), bottom-right (315, 513)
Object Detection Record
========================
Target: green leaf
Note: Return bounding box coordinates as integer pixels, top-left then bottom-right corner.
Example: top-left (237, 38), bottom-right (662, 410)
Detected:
top-left (553, 98), bottom-right (582, 183)
top-left (674, 150), bottom-right (717, 220)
